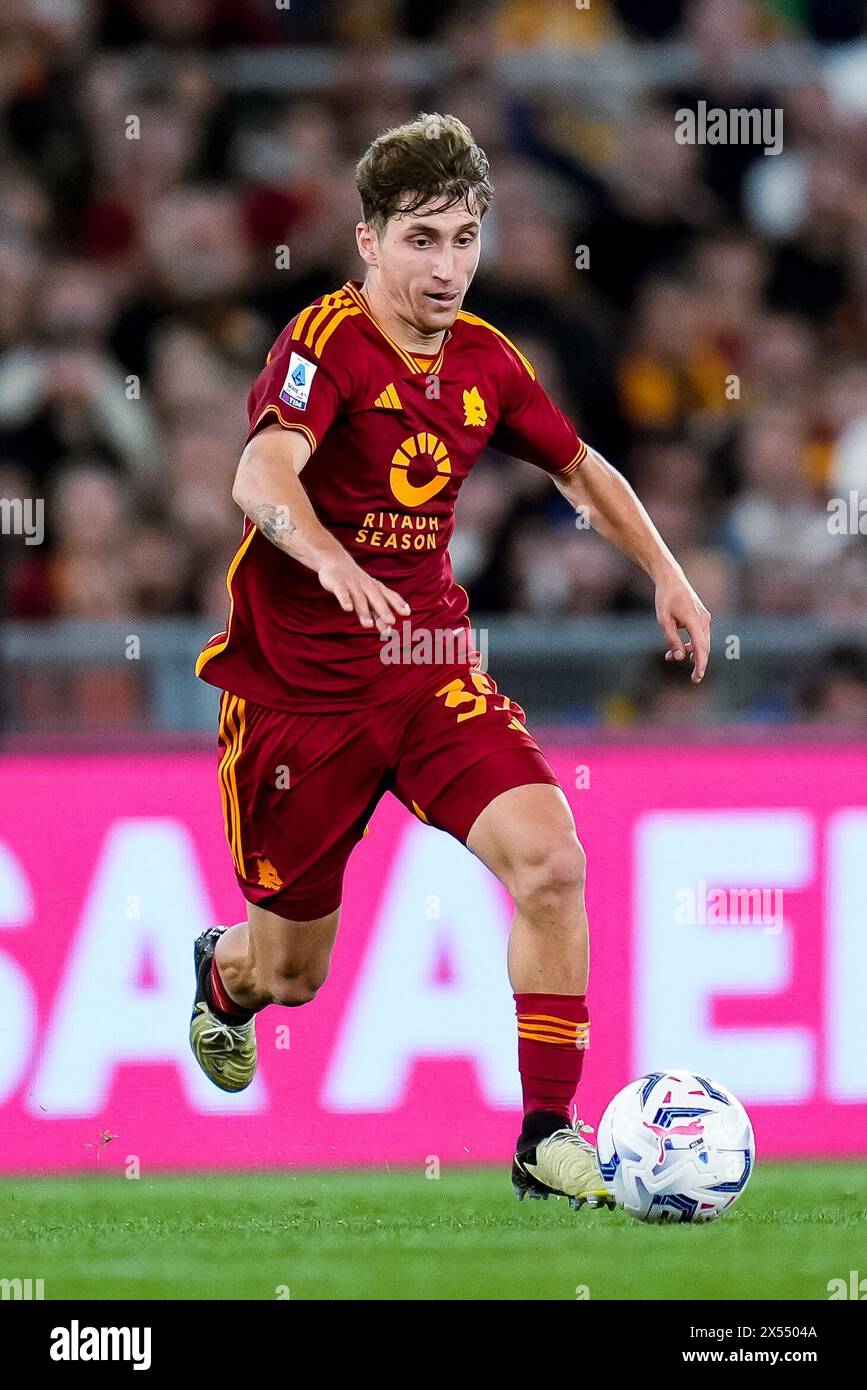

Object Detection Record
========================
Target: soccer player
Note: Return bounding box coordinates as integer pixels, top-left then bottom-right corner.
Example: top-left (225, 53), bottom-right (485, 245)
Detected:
top-left (190, 114), bottom-right (710, 1208)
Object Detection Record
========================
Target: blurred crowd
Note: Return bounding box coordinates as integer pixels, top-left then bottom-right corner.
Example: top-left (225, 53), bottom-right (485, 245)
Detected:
top-left (2, 0), bottom-right (867, 724)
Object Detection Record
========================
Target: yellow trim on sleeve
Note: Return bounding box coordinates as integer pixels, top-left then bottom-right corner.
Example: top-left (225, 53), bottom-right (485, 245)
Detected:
top-left (558, 441), bottom-right (588, 476)
top-left (250, 406), bottom-right (317, 455)
top-left (302, 301), bottom-right (338, 349)
top-left (291, 292), bottom-right (351, 349)
top-left (313, 305), bottom-right (361, 357)
top-left (291, 305), bottom-right (316, 343)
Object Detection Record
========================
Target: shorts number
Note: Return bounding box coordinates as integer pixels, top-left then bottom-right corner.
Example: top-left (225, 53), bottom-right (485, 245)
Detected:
top-left (435, 672), bottom-right (506, 723)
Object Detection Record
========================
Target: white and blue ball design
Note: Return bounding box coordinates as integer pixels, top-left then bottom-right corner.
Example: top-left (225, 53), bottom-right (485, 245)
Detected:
top-left (596, 1070), bottom-right (755, 1223)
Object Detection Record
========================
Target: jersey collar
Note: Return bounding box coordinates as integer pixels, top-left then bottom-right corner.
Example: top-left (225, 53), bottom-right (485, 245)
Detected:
top-left (343, 280), bottom-right (450, 377)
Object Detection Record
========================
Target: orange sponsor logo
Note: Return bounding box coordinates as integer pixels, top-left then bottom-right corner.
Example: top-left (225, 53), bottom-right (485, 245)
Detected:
top-left (389, 432), bottom-right (451, 507)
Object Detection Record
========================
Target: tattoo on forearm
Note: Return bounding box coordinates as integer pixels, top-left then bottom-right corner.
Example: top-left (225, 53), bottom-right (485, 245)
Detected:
top-left (252, 503), bottom-right (296, 547)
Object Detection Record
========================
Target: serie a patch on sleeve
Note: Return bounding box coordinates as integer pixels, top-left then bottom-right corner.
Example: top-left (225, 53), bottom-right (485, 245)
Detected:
top-left (279, 352), bottom-right (318, 411)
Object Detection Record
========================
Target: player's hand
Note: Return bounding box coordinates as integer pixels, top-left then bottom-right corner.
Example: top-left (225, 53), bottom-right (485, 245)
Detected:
top-left (317, 553), bottom-right (410, 632)
top-left (655, 569), bottom-right (711, 684)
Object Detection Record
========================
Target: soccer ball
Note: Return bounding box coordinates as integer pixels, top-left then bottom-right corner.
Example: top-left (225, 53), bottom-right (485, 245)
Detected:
top-left (596, 1069), bottom-right (755, 1224)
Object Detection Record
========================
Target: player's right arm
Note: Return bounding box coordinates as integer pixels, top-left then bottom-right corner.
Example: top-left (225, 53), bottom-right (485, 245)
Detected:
top-left (232, 424), bottom-right (410, 632)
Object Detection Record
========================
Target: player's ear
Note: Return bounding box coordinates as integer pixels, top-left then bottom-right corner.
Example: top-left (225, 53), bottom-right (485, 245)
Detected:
top-left (356, 221), bottom-right (379, 269)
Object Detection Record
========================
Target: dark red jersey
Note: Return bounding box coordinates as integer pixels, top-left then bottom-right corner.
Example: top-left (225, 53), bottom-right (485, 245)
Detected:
top-left (196, 279), bottom-right (586, 711)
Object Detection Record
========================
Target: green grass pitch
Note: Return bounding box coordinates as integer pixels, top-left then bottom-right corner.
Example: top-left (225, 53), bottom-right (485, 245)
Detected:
top-left (2, 1162), bottom-right (865, 1300)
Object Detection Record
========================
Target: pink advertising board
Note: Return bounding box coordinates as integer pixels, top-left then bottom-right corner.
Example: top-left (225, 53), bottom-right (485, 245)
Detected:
top-left (0, 742), bottom-right (865, 1173)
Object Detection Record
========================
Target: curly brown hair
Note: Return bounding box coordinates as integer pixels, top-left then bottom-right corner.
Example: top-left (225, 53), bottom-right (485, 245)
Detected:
top-left (356, 112), bottom-right (493, 234)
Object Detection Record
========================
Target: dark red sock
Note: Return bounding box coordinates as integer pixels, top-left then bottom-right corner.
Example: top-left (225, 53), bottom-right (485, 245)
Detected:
top-left (514, 992), bottom-right (590, 1119)
top-left (208, 958), bottom-right (252, 1020)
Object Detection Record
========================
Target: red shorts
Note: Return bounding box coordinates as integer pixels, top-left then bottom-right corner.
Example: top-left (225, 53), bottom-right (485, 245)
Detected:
top-left (214, 669), bottom-right (559, 920)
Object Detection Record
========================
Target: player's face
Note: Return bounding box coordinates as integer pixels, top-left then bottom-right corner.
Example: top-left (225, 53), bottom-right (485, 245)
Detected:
top-left (366, 196), bottom-right (482, 335)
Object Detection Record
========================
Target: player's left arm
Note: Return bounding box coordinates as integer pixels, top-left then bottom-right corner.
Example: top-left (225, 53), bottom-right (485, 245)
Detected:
top-left (553, 447), bottom-right (711, 684)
